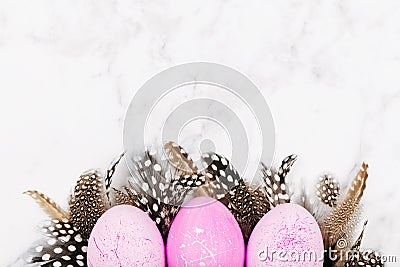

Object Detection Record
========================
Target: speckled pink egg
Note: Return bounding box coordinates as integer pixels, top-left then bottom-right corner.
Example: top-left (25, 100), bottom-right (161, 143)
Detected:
top-left (87, 205), bottom-right (165, 267)
top-left (167, 196), bottom-right (245, 266)
top-left (247, 203), bottom-right (324, 267)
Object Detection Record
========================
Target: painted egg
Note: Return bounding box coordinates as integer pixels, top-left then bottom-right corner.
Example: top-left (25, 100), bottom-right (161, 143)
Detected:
top-left (87, 205), bottom-right (165, 266)
top-left (247, 203), bottom-right (324, 267)
top-left (167, 196), bottom-right (245, 266)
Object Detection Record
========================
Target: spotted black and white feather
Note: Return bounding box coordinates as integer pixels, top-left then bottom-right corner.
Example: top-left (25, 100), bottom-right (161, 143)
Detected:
top-left (11, 218), bottom-right (88, 267)
top-left (11, 145), bottom-right (384, 267)
top-left (69, 169), bottom-right (108, 240)
top-left (345, 250), bottom-right (384, 267)
top-left (220, 179), bottom-right (271, 240)
top-left (130, 148), bottom-right (205, 200)
top-left (316, 174), bottom-right (340, 207)
top-left (220, 155), bottom-right (297, 240)
top-left (199, 152), bottom-right (242, 199)
top-left (261, 154), bottom-right (297, 207)
top-left (12, 155), bottom-right (122, 267)
top-left (113, 184), bottom-right (183, 239)
top-left (117, 146), bottom-right (201, 238)
top-left (190, 152), bottom-right (271, 240)
top-left (344, 221), bottom-right (384, 267)
top-left (11, 192), bottom-right (89, 267)
top-left (104, 152), bottom-right (124, 203)
top-left (69, 154), bottom-right (124, 240)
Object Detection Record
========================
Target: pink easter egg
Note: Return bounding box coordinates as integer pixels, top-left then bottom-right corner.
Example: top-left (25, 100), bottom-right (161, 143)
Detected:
top-left (247, 203), bottom-right (324, 267)
top-left (87, 205), bottom-right (165, 267)
top-left (167, 196), bottom-right (245, 266)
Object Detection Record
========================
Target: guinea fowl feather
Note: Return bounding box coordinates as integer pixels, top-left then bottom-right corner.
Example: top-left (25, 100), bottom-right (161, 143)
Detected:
top-left (322, 162), bottom-right (368, 248)
top-left (118, 146), bottom-right (199, 239)
top-left (69, 169), bottom-right (108, 240)
top-left (343, 221), bottom-right (385, 267)
top-left (10, 218), bottom-right (88, 267)
top-left (221, 179), bottom-right (270, 240)
top-left (316, 174), bottom-right (340, 207)
top-left (12, 154), bottom-right (123, 267)
top-left (261, 154), bottom-right (297, 206)
top-left (12, 145), bottom-right (383, 267)
top-left (211, 154), bottom-right (296, 241)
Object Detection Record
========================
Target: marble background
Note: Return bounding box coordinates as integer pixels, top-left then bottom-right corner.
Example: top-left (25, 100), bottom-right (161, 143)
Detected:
top-left (1, 0), bottom-right (400, 265)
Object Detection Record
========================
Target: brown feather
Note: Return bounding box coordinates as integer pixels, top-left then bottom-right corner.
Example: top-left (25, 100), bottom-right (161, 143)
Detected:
top-left (23, 190), bottom-right (69, 220)
top-left (220, 179), bottom-right (271, 240)
top-left (347, 162), bottom-right (368, 202)
top-left (112, 187), bottom-right (135, 206)
top-left (69, 169), bottom-right (107, 239)
top-left (164, 141), bottom-right (198, 174)
top-left (163, 141), bottom-right (213, 197)
top-left (322, 162), bottom-right (368, 248)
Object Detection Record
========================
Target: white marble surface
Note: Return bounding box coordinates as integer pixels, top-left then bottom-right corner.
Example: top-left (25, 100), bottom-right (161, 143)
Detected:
top-left (1, 1), bottom-right (400, 265)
